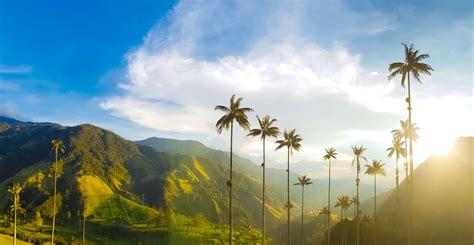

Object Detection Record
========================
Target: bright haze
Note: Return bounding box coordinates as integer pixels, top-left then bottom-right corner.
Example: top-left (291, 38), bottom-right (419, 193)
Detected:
top-left (0, 0), bottom-right (472, 185)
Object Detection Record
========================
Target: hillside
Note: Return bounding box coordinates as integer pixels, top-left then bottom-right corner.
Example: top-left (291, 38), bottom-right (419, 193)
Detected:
top-left (376, 137), bottom-right (473, 244)
top-left (3, 116), bottom-right (453, 244)
top-left (0, 118), bottom-right (267, 242)
top-left (138, 137), bottom-right (387, 211)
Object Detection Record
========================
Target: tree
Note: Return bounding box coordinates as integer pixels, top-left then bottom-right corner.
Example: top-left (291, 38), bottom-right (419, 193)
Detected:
top-left (391, 120), bottom-right (419, 182)
top-left (276, 129), bottom-right (302, 245)
top-left (386, 136), bottom-right (407, 209)
top-left (248, 115), bottom-right (280, 244)
top-left (79, 169), bottom-right (90, 245)
top-left (335, 195), bottom-right (351, 245)
top-left (391, 119), bottom-right (419, 242)
top-left (323, 147), bottom-right (337, 245)
top-left (318, 206), bottom-right (331, 217)
top-left (351, 196), bottom-right (359, 219)
top-left (215, 95), bottom-right (253, 244)
top-left (365, 160), bottom-right (387, 245)
top-left (8, 183), bottom-right (23, 245)
top-left (351, 145), bottom-right (367, 245)
top-left (389, 43), bottom-right (432, 244)
top-left (294, 175), bottom-right (313, 245)
top-left (50, 139), bottom-right (65, 244)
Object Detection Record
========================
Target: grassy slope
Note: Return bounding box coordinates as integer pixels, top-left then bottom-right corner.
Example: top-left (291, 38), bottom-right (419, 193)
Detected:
top-left (0, 234), bottom-right (32, 245)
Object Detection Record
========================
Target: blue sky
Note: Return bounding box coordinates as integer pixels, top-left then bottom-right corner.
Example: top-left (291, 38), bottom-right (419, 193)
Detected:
top-left (1, 0), bottom-right (472, 183)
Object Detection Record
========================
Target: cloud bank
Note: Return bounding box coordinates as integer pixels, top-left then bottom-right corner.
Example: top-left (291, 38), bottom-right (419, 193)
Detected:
top-left (101, 0), bottom-right (472, 181)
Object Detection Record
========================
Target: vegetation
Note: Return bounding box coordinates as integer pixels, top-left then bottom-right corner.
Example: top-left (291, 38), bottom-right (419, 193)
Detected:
top-left (389, 43), bottom-right (433, 245)
top-left (351, 145), bottom-right (367, 245)
top-left (294, 175), bottom-right (312, 245)
top-left (247, 115), bottom-right (280, 244)
top-left (8, 183), bottom-right (23, 245)
top-left (323, 147), bottom-right (337, 245)
top-left (365, 160), bottom-right (386, 244)
top-left (276, 129), bottom-right (302, 245)
top-left (334, 195), bottom-right (351, 245)
top-left (50, 139), bottom-right (64, 244)
top-left (0, 39), bottom-right (468, 244)
top-left (386, 136), bottom-right (406, 209)
top-left (214, 94), bottom-right (253, 244)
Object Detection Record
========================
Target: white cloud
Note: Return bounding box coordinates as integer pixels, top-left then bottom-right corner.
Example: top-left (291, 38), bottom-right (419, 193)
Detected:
top-left (100, 0), bottom-right (472, 183)
top-left (0, 65), bottom-right (32, 74)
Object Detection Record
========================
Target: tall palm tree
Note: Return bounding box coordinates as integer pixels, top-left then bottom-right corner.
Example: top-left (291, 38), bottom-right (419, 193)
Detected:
top-left (294, 175), bottom-right (313, 245)
top-left (351, 196), bottom-right (359, 219)
top-left (215, 95), bottom-right (253, 244)
top-left (386, 136), bottom-right (406, 208)
top-left (351, 145), bottom-right (367, 245)
top-left (79, 169), bottom-right (90, 245)
top-left (392, 119), bottom-right (418, 244)
top-left (8, 183), bottom-right (23, 245)
top-left (317, 206), bottom-right (331, 244)
top-left (389, 43), bottom-right (432, 244)
top-left (50, 139), bottom-right (64, 244)
top-left (323, 147), bottom-right (337, 245)
top-left (335, 195), bottom-right (351, 245)
top-left (248, 115), bottom-right (280, 244)
top-left (365, 160), bottom-right (387, 245)
top-left (276, 129), bottom-right (302, 245)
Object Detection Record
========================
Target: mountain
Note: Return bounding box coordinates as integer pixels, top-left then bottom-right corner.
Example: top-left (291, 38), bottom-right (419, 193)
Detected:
top-left (0, 117), bottom-right (271, 243)
top-left (138, 137), bottom-right (388, 210)
top-left (5, 116), bottom-right (463, 244)
top-left (321, 137), bottom-right (473, 245)
top-left (375, 137), bottom-right (473, 244)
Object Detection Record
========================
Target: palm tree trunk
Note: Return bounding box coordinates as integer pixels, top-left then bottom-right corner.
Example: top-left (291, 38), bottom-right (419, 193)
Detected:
top-left (13, 201), bottom-right (17, 245)
top-left (344, 210), bottom-right (347, 245)
top-left (396, 158), bottom-right (399, 206)
top-left (374, 176), bottom-right (377, 245)
top-left (229, 121), bottom-right (234, 245)
top-left (262, 136), bottom-right (266, 244)
top-left (407, 73), bottom-right (415, 245)
top-left (395, 157), bottom-right (400, 245)
top-left (356, 161), bottom-right (360, 245)
top-left (83, 175), bottom-right (86, 245)
top-left (52, 150), bottom-right (58, 245)
top-left (301, 186), bottom-right (304, 245)
top-left (287, 146), bottom-right (291, 245)
top-left (328, 160), bottom-right (331, 245)
top-left (404, 135), bottom-right (410, 245)
top-left (340, 208), bottom-right (343, 245)
top-left (353, 204), bottom-right (356, 219)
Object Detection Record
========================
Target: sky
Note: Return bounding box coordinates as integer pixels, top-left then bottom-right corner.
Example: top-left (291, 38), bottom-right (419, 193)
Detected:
top-left (0, 0), bottom-right (472, 187)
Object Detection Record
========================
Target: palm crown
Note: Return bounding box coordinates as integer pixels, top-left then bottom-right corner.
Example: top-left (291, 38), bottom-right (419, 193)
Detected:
top-left (294, 175), bottom-right (313, 187)
top-left (275, 129), bottom-right (302, 154)
top-left (319, 207), bottom-right (331, 216)
top-left (365, 160), bottom-right (387, 177)
top-left (391, 119), bottom-right (419, 143)
top-left (215, 95), bottom-right (253, 134)
top-left (51, 139), bottom-right (65, 155)
top-left (335, 195), bottom-right (351, 210)
top-left (388, 43), bottom-right (434, 87)
top-left (8, 183), bottom-right (23, 209)
top-left (247, 115), bottom-right (280, 139)
top-left (387, 137), bottom-right (407, 161)
top-left (323, 147), bottom-right (337, 161)
top-left (351, 145), bottom-right (367, 172)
